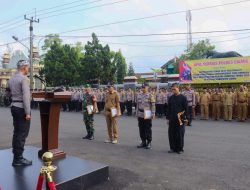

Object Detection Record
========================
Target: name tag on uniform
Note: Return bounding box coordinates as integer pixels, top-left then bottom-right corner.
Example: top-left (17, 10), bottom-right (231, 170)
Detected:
top-left (144, 107), bottom-right (152, 119)
top-left (87, 105), bottom-right (94, 115)
top-left (111, 107), bottom-right (118, 117)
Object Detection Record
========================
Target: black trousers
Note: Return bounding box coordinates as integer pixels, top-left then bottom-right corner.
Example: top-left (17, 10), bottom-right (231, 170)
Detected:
top-left (138, 117), bottom-right (152, 142)
top-left (156, 104), bottom-right (164, 116)
top-left (126, 100), bottom-right (133, 115)
top-left (97, 102), bottom-right (102, 112)
top-left (156, 104), bottom-right (159, 115)
top-left (168, 120), bottom-right (185, 152)
top-left (101, 102), bottom-right (105, 111)
top-left (120, 102), bottom-right (125, 115)
top-left (11, 106), bottom-right (30, 158)
top-left (62, 103), bottom-right (67, 111)
top-left (164, 103), bottom-right (168, 116)
top-left (187, 106), bottom-right (193, 125)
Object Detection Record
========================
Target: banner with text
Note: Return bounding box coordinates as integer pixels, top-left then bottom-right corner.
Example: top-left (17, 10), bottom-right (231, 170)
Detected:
top-left (179, 56), bottom-right (250, 83)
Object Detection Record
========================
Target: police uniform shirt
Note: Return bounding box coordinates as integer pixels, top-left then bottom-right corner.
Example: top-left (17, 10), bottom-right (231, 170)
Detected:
top-left (119, 91), bottom-right (126, 103)
top-left (182, 90), bottom-right (195, 106)
top-left (8, 72), bottom-right (30, 115)
top-left (126, 91), bottom-right (134, 101)
top-left (136, 92), bottom-right (156, 118)
top-left (156, 92), bottom-right (166, 105)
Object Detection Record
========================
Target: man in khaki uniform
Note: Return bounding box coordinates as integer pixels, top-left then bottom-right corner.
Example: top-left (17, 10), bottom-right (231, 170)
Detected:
top-left (105, 84), bottom-right (121, 144)
top-left (223, 87), bottom-right (234, 121)
top-left (208, 89), bottom-right (214, 118)
top-left (236, 85), bottom-right (248, 122)
top-left (212, 89), bottom-right (221, 120)
top-left (150, 88), bottom-right (157, 101)
top-left (232, 88), bottom-right (238, 119)
top-left (193, 91), bottom-right (200, 119)
top-left (219, 88), bottom-right (225, 119)
top-left (200, 89), bottom-right (210, 120)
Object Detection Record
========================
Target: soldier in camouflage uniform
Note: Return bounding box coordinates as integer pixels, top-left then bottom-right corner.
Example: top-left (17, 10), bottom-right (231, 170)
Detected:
top-left (136, 83), bottom-right (156, 149)
top-left (82, 84), bottom-right (97, 140)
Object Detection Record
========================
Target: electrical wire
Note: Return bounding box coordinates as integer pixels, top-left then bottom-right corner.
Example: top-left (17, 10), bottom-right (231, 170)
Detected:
top-left (51, 0), bottom-right (250, 34)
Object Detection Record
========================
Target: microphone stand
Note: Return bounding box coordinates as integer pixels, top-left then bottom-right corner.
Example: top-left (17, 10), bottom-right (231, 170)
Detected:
top-left (34, 75), bottom-right (47, 94)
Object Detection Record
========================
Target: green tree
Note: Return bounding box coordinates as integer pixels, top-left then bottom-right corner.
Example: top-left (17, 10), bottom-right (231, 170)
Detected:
top-left (82, 33), bottom-right (118, 84)
top-left (40, 32), bottom-right (128, 86)
top-left (41, 42), bottom-right (83, 86)
top-left (180, 39), bottom-right (215, 60)
top-left (100, 44), bottom-right (117, 84)
top-left (127, 62), bottom-right (135, 76)
top-left (42, 34), bottom-right (62, 51)
top-left (114, 50), bottom-right (127, 84)
top-left (81, 33), bottom-right (103, 84)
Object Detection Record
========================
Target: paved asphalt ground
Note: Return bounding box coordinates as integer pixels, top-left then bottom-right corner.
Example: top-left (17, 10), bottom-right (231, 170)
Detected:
top-left (0, 107), bottom-right (250, 190)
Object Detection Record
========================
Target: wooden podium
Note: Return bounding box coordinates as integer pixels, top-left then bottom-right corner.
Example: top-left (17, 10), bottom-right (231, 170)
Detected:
top-left (32, 91), bottom-right (71, 160)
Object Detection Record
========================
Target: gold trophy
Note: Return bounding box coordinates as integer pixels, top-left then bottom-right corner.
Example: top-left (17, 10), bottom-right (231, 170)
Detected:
top-left (177, 111), bottom-right (188, 126)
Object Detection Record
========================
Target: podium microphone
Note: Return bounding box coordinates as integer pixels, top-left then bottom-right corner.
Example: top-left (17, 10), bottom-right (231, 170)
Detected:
top-left (34, 75), bottom-right (47, 93)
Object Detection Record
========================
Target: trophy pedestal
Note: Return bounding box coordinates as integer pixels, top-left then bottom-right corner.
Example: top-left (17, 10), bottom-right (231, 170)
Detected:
top-left (0, 146), bottom-right (109, 190)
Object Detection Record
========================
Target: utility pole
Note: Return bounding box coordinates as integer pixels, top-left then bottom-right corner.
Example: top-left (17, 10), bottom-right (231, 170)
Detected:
top-left (24, 15), bottom-right (39, 90)
top-left (186, 10), bottom-right (192, 51)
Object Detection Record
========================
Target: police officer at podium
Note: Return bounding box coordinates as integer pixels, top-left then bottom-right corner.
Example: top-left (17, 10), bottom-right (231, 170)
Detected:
top-left (7, 60), bottom-right (32, 166)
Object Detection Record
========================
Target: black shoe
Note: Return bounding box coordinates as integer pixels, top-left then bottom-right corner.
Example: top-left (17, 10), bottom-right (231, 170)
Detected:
top-left (12, 157), bottom-right (32, 167)
top-left (145, 142), bottom-right (152, 149)
top-left (82, 134), bottom-right (90, 139)
top-left (137, 142), bottom-right (146, 148)
top-left (176, 151), bottom-right (182, 154)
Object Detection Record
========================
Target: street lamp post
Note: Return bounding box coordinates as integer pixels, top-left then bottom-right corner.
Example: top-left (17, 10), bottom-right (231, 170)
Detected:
top-left (12, 36), bottom-right (33, 88)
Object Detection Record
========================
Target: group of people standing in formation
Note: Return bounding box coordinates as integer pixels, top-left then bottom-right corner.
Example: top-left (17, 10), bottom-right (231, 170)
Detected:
top-left (68, 83), bottom-right (249, 154)
top-left (3, 59), bottom-right (250, 167)
top-left (34, 83), bottom-right (250, 124)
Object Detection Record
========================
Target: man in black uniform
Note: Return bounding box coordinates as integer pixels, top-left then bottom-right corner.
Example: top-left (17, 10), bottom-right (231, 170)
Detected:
top-left (7, 60), bottom-right (32, 166)
top-left (167, 83), bottom-right (188, 154)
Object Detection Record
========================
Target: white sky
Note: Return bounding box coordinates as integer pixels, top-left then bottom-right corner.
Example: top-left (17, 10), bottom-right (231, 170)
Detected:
top-left (0, 0), bottom-right (250, 72)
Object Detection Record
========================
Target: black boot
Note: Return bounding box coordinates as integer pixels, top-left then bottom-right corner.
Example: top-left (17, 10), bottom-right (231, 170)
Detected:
top-left (82, 133), bottom-right (90, 139)
top-left (145, 141), bottom-right (152, 149)
top-left (137, 141), bottom-right (146, 148)
top-left (12, 156), bottom-right (32, 167)
top-left (88, 132), bottom-right (94, 140)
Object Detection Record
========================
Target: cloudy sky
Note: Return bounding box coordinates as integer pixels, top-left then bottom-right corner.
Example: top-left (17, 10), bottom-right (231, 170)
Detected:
top-left (0, 0), bottom-right (250, 72)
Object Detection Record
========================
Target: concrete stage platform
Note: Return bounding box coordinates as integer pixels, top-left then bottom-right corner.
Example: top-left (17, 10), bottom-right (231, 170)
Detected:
top-left (0, 146), bottom-right (109, 190)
